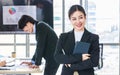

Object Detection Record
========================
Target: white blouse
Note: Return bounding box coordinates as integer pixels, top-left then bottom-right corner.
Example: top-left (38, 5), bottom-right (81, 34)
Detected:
top-left (74, 30), bottom-right (84, 42)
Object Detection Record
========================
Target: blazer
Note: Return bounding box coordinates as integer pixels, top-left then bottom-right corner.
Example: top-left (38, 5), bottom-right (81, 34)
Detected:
top-left (31, 0), bottom-right (53, 28)
top-left (54, 28), bottom-right (100, 75)
top-left (32, 21), bottom-right (58, 65)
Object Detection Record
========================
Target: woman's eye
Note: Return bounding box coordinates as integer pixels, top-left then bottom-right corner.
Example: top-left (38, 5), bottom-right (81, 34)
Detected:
top-left (79, 16), bottom-right (83, 19)
top-left (72, 18), bottom-right (76, 21)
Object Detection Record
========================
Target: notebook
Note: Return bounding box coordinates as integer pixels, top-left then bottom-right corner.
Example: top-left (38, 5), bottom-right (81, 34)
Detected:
top-left (73, 42), bottom-right (90, 54)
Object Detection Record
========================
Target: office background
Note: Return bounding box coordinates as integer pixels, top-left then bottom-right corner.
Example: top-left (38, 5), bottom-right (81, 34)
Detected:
top-left (0, 0), bottom-right (119, 75)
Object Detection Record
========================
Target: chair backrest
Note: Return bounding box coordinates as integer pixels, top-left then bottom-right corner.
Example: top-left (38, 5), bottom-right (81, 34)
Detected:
top-left (94, 44), bottom-right (103, 70)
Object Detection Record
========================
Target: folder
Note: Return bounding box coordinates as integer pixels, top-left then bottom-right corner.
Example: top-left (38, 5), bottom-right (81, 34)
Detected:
top-left (73, 42), bottom-right (90, 54)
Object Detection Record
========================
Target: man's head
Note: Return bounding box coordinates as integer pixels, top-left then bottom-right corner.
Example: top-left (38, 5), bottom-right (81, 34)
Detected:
top-left (18, 15), bottom-right (36, 29)
top-left (18, 15), bottom-right (36, 33)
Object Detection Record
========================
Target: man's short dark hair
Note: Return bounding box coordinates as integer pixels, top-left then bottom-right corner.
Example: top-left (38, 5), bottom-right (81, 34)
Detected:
top-left (18, 15), bottom-right (36, 29)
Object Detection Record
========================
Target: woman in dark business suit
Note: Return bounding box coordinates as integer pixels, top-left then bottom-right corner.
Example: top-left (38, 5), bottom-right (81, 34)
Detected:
top-left (18, 15), bottom-right (59, 75)
top-left (54, 5), bottom-right (100, 75)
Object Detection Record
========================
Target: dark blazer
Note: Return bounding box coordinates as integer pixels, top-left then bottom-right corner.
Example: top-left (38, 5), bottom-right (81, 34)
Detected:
top-left (42, 1), bottom-right (53, 28)
top-left (32, 21), bottom-right (58, 65)
top-left (54, 29), bottom-right (100, 75)
top-left (13, 0), bottom-right (25, 5)
top-left (31, 0), bottom-right (53, 28)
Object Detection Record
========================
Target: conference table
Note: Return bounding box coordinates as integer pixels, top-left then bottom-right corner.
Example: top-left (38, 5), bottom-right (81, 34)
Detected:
top-left (0, 58), bottom-right (42, 74)
top-left (0, 67), bottom-right (41, 74)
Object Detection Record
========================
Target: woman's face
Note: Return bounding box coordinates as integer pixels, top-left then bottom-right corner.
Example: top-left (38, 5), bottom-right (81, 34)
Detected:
top-left (23, 22), bottom-right (34, 33)
top-left (70, 10), bottom-right (86, 31)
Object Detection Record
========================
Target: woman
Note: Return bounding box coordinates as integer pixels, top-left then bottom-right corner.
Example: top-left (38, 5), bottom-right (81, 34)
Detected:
top-left (54, 5), bottom-right (100, 75)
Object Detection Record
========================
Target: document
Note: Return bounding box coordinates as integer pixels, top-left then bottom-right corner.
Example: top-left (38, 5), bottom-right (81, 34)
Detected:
top-left (73, 42), bottom-right (90, 54)
top-left (0, 66), bottom-right (13, 70)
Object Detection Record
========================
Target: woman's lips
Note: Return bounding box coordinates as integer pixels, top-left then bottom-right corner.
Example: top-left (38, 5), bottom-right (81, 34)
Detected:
top-left (76, 24), bottom-right (82, 27)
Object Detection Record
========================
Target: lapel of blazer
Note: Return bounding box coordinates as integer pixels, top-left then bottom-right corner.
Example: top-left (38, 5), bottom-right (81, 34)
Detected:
top-left (69, 30), bottom-right (75, 45)
top-left (80, 28), bottom-right (90, 42)
top-left (65, 30), bottom-right (75, 53)
top-left (65, 30), bottom-right (75, 50)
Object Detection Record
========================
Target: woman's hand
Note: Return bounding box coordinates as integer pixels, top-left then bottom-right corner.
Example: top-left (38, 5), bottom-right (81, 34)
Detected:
top-left (82, 54), bottom-right (90, 61)
top-left (65, 64), bottom-right (71, 67)
top-left (64, 54), bottom-right (90, 67)
top-left (0, 60), bottom-right (6, 67)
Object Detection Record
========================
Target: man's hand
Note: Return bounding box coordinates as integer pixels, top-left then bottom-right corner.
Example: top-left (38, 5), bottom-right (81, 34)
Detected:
top-left (29, 65), bottom-right (39, 68)
top-left (20, 61), bottom-right (32, 65)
